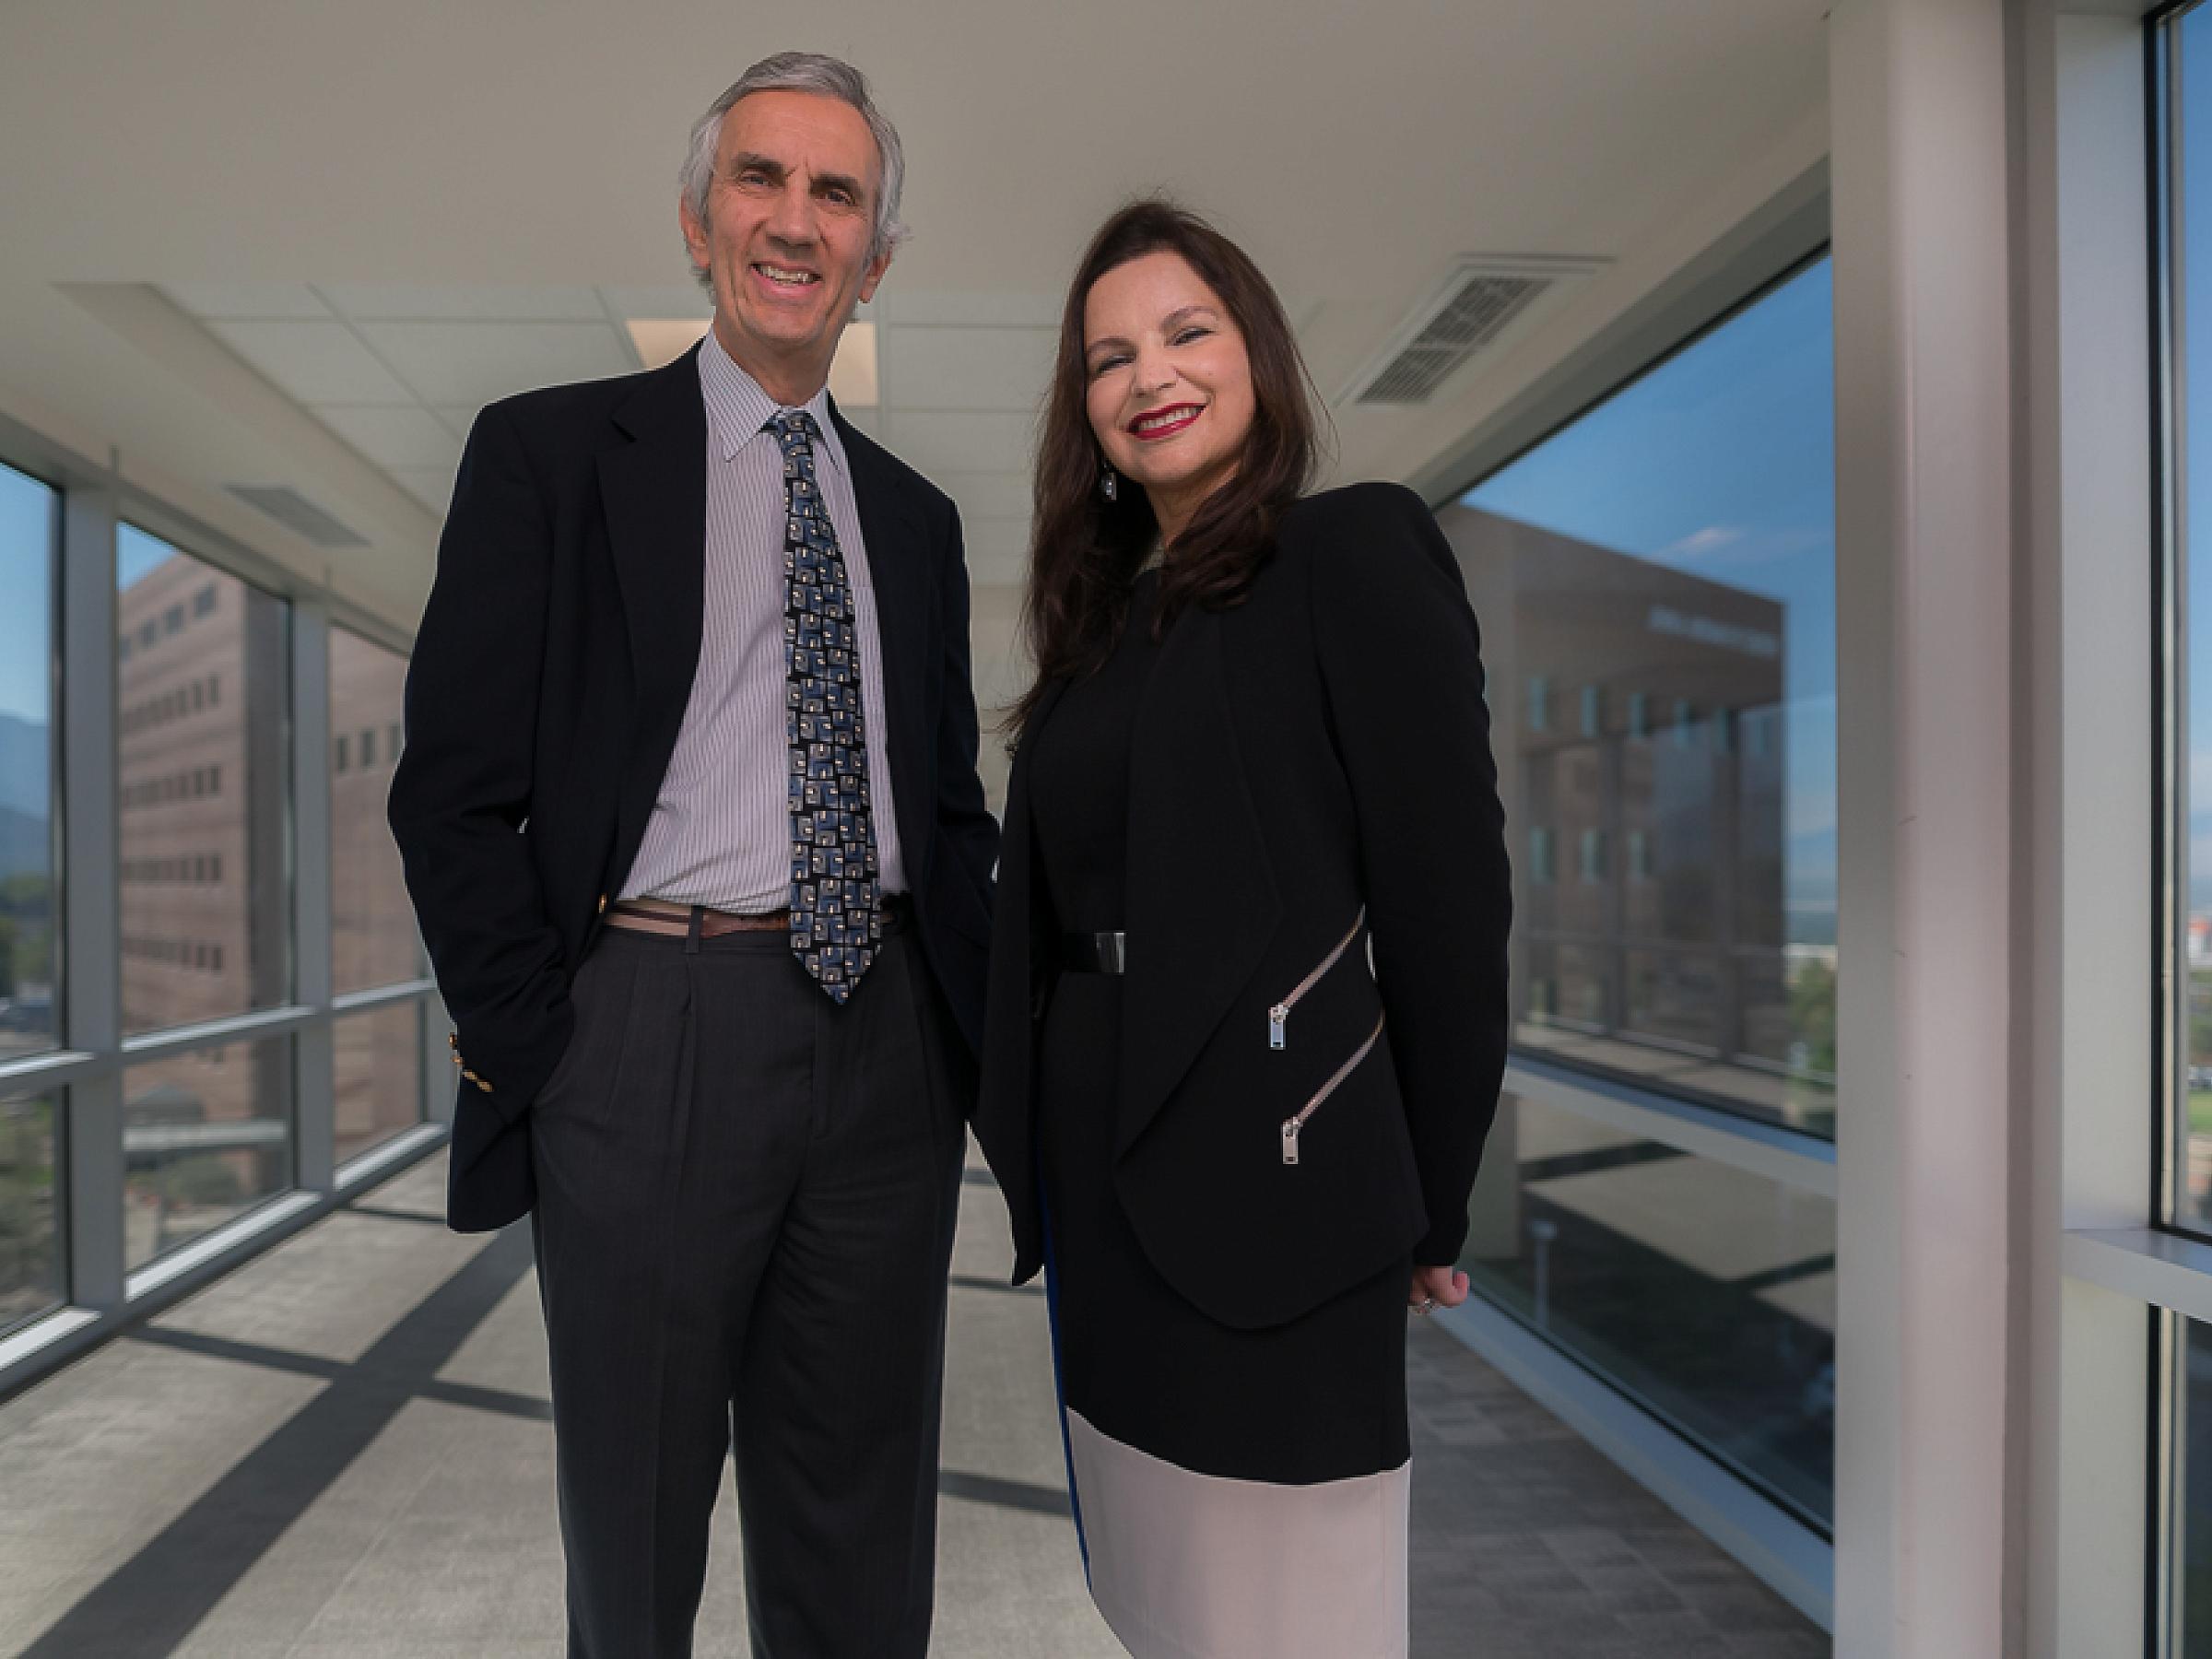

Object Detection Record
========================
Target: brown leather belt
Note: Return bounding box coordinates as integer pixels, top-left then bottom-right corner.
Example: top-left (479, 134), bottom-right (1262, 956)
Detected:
top-left (603, 893), bottom-right (912, 940)
top-left (603, 898), bottom-right (789, 938)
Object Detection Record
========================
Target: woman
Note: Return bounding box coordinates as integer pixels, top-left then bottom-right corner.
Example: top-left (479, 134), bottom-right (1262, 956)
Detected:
top-left (971, 200), bottom-right (1512, 1659)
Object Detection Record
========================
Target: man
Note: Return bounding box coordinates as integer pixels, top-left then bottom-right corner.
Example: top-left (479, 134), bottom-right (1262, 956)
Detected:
top-left (387, 53), bottom-right (996, 1658)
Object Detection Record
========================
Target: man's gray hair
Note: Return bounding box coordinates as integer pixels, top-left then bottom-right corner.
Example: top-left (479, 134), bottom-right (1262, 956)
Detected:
top-left (679, 53), bottom-right (909, 287)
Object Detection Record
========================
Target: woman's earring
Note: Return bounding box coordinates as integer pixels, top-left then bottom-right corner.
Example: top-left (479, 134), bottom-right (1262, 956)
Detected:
top-left (1099, 464), bottom-right (1118, 502)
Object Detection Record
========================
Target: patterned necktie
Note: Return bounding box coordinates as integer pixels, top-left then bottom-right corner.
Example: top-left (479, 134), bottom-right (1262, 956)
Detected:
top-left (771, 410), bottom-right (881, 1002)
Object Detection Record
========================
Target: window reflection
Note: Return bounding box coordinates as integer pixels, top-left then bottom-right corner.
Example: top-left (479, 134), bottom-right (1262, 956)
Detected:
top-left (123, 1036), bottom-right (291, 1270)
top-left (2172, 1315), bottom-right (2212, 1654)
top-left (0, 1089), bottom-right (60, 1333)
top-left (334, 1002), bottom-right (422, 1168)
top-left (0, 463), bottom-right (58, 1061)
top-left (2177, 4), bottom-right (2212, 1236)
top-left (1454, 258), bottom-right (1837, 1135)
top-left (115, 526), bottom-right (290, 1037)
top-left (1462, 1090), bottom-right (1835, 1526)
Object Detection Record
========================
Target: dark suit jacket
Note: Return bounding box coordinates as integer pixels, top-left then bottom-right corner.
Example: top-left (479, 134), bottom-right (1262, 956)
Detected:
top-left (971, 483), bottom-right (1510, 1331)
top-left (389, 343), bottom-right (998, 1232)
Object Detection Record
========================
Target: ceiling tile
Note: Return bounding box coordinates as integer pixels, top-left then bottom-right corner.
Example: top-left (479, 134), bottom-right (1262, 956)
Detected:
top-left (936, 471), bottom-right (1037, 521)
top-left (354, 321), bottom-right (636, 407)
top-left (873, 291), bottom-right (1063, 329)
top-left (323, 284), bottom-right (607, 322)
top-left (432, 405), bottom-right (485, 441)
top-left (312, 405), bottom-right (465, 470)
top-left (595, 284), bottom-right (712, 322)
top-left (880, 325), bottom-right (1055, 414)
top-left (879, 411), bottom-right (1036, 478)
top-left (959, 514), bottom-right (1035, 586)
top-left (206, 320), bottom-right (417, 404)
top-left (161, 282), bottom-right (331, 320)
top-left (390, 465), bottom-right (460, 515)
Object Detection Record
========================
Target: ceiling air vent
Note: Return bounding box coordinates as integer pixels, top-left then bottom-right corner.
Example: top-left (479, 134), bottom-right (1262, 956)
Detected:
top-left (1347, 254), bottom-right (1608, 407)
top-left (224, 484), bottom-right (369, 549)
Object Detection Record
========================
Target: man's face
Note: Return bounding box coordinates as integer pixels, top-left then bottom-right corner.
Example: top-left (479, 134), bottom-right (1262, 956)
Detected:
top-left (680, 90), bottom-right (892, 395)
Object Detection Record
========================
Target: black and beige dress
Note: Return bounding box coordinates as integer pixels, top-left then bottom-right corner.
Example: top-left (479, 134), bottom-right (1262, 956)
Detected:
top-left (1031, 568), bottom-right (1414, 1659)
top-left (972, 485), bottom-right (1513, 1659)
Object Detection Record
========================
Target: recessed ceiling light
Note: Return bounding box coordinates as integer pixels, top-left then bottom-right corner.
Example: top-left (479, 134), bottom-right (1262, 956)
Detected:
top-left (626, 317), bottom-right (710, 370)
top-left (622, 317), bottom-right (879, 409)
top-left (828, 322), bottom-right (877, 408)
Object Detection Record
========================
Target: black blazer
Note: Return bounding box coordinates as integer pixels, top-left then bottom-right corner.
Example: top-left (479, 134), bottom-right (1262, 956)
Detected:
top-left (389, 345), bottom-right (998, 1232)
top-left (971, 483), bottom-right (1510, 1331)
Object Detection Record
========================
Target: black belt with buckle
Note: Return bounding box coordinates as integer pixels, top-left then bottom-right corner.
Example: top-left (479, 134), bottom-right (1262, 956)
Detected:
top-left (1055, 932), bottom-right (1127, 974)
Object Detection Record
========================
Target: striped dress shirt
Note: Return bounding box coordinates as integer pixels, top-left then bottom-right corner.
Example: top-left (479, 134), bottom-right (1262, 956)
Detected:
top-left (618, 331), bottom-right (907, 912)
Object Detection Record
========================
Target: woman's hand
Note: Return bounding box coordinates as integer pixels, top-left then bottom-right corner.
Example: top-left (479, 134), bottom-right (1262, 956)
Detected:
top-left (1408, 1264), bottom-right (1469, 1317)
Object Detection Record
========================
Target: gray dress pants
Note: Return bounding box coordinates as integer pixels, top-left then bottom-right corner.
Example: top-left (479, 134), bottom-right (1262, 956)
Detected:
top-left (527, 912), bottom-right (966, 1658)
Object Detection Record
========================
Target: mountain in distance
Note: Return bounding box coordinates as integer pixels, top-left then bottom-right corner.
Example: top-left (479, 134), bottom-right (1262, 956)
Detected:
top-left (0, 715), bottom-right (49, 821)
top-left (0, 805), bottom-right (47, 880)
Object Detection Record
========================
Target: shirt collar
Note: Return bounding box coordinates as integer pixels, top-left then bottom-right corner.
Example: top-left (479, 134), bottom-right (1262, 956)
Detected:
top-left (697, 328), bottom-right (846, 477)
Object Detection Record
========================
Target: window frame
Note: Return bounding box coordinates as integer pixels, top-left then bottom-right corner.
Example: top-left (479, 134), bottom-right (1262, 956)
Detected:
top-left (0, 405), bottom-right (443, 1405)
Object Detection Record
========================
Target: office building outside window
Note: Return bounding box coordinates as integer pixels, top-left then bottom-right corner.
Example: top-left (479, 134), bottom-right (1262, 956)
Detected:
top-left (1446, 255), bottom-right (1838, 1527)
top-left (1453, 258), bottom-right (1838, 1135)
top-left (329, 627), bottom-right (423, 1165)
top-left (115, 526), bottom-right (294, 1267)
top-left (115, 526), bottom-right (290, 1039)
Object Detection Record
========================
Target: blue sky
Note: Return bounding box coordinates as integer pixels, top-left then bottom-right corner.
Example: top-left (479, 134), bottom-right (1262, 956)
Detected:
top-left (0, 481), bottom-right (182, 732)
top-left (1462, 258), bottom-right (1839, 920)
top-left (0, 463), bottom-right (55, 728)
top-left (116, 522), bottom-right (178, 592)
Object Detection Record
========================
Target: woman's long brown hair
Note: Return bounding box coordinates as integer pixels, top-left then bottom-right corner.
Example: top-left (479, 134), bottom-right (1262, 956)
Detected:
top-left (1006, 198), bottom-right (1320, 743)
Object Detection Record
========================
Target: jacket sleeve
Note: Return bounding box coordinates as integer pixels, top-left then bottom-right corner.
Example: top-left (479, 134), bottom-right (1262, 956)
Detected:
top-left (1310, 484), bottom-right (1512, 1265)
top-left (386, 398), bottom-right (574, 1123)
top-left (935, 501), bottom-right (1001, 932)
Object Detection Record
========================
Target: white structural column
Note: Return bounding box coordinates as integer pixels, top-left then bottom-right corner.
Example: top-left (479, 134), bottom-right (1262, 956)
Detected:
top-left (1830, 0), bottom-right (2018, 1654)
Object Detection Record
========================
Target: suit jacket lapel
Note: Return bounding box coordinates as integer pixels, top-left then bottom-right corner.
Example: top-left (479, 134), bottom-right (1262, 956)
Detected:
top-left (833, 405), bottom-right (935, 884)
top-left (1116, 606), bottom-right (1281, 1159)
top-left (599, 348), bottom-right (709, 874)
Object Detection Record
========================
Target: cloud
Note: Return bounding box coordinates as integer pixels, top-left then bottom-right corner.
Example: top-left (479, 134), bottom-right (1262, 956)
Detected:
top-left (1659, 524), bottom-right (1833, 570)
top-left (1663, 524), bottom-right (1745, 558)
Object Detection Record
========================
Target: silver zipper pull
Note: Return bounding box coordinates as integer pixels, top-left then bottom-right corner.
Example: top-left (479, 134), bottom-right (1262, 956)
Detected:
top-left (1269, 1004), bottom-right (1289, 1050)
top-left (1281, 1119), bottom-right (1301, 1164)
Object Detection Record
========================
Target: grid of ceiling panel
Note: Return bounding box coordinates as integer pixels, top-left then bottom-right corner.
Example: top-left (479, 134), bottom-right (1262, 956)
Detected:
top-left (162, 283), bottom-right (1054, 586)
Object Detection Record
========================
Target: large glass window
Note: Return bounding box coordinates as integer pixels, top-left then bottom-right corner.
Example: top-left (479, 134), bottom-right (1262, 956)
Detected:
top-left (1461, 1091), bottom-right (1834, 1526)
top-left (0, 1088), bottom-right (60, 1334)
top-left (2173, 0), bottom-right (2212, 1240)
top-left (0, 462), bottom-right (59, 1062)
top-left (329, 628), bottom-right (418, 995)
top-left (122, 1036), bottom-right (292, 1270)
top-left (2168, 1314), bottom-right (2212, 1656)
top-left (115, 526), bottom-right (291, 1038)
top-left (333, 1003), bottom-right (422, 1168)
top-left (1453, 259), bottom-right (1838, 1135)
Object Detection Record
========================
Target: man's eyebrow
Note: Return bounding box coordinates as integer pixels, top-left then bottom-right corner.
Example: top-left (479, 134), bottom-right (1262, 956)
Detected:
top-left (724, 152), bottom-right (868, 204)
top-left (809, 170), bottom-right (869, 203)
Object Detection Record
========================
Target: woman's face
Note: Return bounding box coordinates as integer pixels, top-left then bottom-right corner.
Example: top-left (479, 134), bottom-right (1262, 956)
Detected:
top-left (1082, 252), bottom-right (1255, 519)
